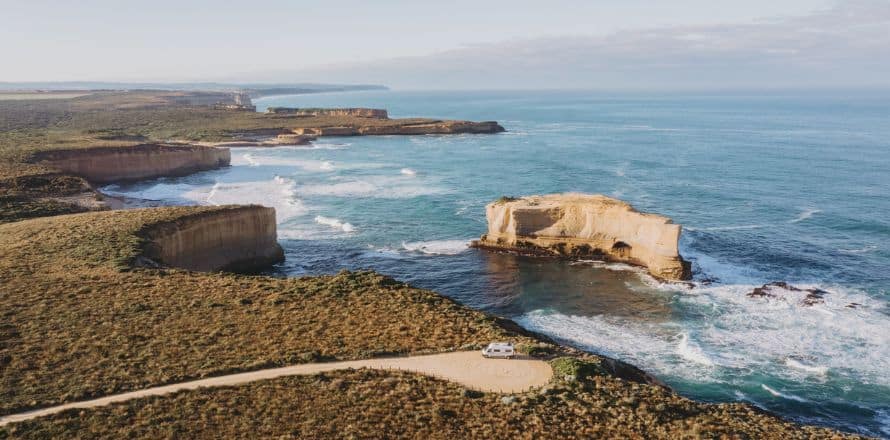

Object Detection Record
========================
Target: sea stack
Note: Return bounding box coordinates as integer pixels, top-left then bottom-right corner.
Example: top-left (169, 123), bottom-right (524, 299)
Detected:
top-left (473, 193), bottom-right (692, 281)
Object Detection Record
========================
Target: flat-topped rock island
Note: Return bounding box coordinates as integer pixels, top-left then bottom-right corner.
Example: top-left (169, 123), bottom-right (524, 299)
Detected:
top-left (473, 193), bottom-right (692, 281)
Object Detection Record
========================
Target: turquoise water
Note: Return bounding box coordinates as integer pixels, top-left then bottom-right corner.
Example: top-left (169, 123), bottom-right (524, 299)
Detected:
top-left (106, 90), bottom-right (890, 437)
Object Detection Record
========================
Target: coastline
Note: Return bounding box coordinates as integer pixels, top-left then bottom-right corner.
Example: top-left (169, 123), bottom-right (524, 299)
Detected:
top-left (0, 92), bottom-right (872, 437)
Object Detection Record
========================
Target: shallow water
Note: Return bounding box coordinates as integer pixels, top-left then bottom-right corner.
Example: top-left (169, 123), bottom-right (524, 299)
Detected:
top-left (105, 90), bottom-right (890, 437)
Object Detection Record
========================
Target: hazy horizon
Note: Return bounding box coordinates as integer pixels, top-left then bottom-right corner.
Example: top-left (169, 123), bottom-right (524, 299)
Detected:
top-left (3, 0), bottom-right (888, 90)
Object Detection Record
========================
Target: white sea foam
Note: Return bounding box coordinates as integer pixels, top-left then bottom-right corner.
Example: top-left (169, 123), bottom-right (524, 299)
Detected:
top-left (297, 176), bottom-right (447, 199)
top-left (518, 278), bottom-right (890, 390)
top-left (679, 240), bottom-right (765, 284)
top-left (262, 142), bottom-right (349, 150)
top-left (253, 157), bottom-right (341, 171)
top-left (314, 215), bottom-right (356, 233)
top-left (876, 409), bottom-right (890, 437)
top-left (686, 224), bottom-right (769, 232)
top-left (101, 181), bottom-right (212, 203)
top-left (514, 310), bottom-right (720, 382)
top-left (784, 358), bottom-right (828, 375)
top-left (400, 168), bottom-right (417, 176)
top-left (207, 176), bottom-right (306, 224)
top-left (614, 162), bottom-right (629, 177)
top-left (205, 181), bottom-right (221, 205)
top-left (677, 332), bottom-right (715, 366)
top-left (790, 208), bottom-right (821, 223)
top-left (401, 239), bottom-right (471, 255)
top-left (761, 384), bottom-right (810, 402)
top-left (839, 245), bottom-right (877, 254)
top-left (674, 283), bottom-right (890, 386)
top-left (106, 176), bottom-right (308, 224)
top-left (241, 153), bottom-right (259, 166)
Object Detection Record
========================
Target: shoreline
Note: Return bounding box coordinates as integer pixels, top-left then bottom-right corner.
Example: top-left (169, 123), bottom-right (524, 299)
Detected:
top-left (0, 92), bottom-right (870, 437)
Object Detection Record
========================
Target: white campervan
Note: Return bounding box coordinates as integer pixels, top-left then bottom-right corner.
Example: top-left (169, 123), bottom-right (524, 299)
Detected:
top-left (482, 342), bottom-right (515, 359)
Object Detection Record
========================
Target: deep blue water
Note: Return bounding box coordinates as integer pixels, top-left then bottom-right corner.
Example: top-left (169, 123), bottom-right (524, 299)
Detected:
top-left (106, 90), bottom-right (890, 437)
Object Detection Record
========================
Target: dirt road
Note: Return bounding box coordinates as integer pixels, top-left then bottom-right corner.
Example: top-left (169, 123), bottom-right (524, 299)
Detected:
top-left (0, 350), bottom-right (552, 426)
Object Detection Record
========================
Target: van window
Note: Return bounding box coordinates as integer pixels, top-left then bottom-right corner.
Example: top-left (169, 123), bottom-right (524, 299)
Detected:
top-left (493, 349), bottom-right (500, 352)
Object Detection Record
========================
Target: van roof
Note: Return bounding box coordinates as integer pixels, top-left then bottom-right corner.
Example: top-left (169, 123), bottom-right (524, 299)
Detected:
top-left (487, 342), bottom-right (513, 348)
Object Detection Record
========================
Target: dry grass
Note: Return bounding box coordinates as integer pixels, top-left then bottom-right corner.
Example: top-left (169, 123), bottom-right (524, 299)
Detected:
top-left (0, 369), bottom-right (861, 439)
top-left (0, 93), bottom-right (91, 101)
top-left (0, 207), bottom-right (538, 416)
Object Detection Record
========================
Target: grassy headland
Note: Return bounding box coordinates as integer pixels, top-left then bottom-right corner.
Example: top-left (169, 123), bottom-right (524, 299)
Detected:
top-left (0, 90), bottom-right (863, 438)
top-left (0, 207), bottom-right (539, 416)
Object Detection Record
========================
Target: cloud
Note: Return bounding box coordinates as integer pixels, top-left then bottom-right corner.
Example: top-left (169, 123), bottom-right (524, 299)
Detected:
top-left (255, 0), bottom-right (890, 89)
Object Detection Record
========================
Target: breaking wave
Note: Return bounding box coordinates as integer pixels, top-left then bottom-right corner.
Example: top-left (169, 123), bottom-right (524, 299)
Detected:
top-left (314, 215), bottom-right (356, 233)
top-left (790, 208), bottom-right (821, 223)
top-left (401, 239), bottom-right (471, 255)
top-left (297, 176), bottom-right (447, 199)
top-left (761, 384), bottom-right (810, 403)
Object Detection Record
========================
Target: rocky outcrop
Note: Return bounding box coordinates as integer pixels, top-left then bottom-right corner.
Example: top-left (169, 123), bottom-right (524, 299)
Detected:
top-left (31, 144), bottom-right (230, 184)
top-left (291, 120), bottom-right (505, 136)
top-left (137, 205), bottom-right (284, 272)
top-left (267, 107), bottom-right (389, 119)
top-left (747, 282), bottom-right (828, 306)
top-left (473, 194), bottom-right (691, 281)
top-left (196, 134), bottom-right (316, 148)
top-left (358, 120), bottom-right (505, 135)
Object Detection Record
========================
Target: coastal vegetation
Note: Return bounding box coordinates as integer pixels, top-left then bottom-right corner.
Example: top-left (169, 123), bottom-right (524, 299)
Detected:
top-left (0, 90), bottom-right (863, 438)
top-left (0, 206), bottom-right (539, 416)
top-left (1, 368), bottom-right (857, 439)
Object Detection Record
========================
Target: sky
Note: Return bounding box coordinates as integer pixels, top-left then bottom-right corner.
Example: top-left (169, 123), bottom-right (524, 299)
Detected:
top-left (2, 0), bottom-right (888, 89)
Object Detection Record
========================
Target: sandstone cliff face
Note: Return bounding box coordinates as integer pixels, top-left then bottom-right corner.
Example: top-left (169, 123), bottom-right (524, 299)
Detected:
top-left (267, 107), bottom-right (389, 119)
top-left (475, 194), bottom-right (691, 281)
top-left (291, 120), bottom-right (505, 136)
top-left (32, 144), bottom-right (230, 184)
top-left (138, 206), bottom-right (284, 272)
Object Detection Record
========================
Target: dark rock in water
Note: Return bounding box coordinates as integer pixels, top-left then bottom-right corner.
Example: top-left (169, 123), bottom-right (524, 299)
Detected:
top-left (747, 281), bottom-right (829, 306)
top-left (801, 288), bottom-right (828, 306)
top-left (697, 277), bottom-right (719, 286)
top-left (846, 302), bottom-right (862, 309)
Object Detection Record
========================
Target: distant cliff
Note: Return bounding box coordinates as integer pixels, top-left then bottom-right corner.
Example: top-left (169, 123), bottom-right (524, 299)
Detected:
top-left (292, 120), bottom-right (504, 136)
top-left (137, 205), bottom-right (284, 272)
top-left (267, 107), bottom-right (389, 119)
top-left (473, 193), bottom-right (691, 281)
top-left (30, 144), bottom-right (230, 183)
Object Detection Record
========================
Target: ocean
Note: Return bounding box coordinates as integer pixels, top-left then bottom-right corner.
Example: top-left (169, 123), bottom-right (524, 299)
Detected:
top-left (104, 90), bottom-right (890, 437)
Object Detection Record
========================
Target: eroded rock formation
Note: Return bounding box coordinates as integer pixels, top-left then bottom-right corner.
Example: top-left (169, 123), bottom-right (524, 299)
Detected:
top-left (32, 144), bottom-right (230, 183)
top-left (291, 120), bottom-right (505, 136)
top-left (473, 194), bottom-right (691, 281)
top-left (266, 107), bottom-right (389, 119)
top-left (137, 205), bottom-right (284, 272)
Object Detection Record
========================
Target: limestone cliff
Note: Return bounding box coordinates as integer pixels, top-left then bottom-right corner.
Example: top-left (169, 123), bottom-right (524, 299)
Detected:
top-left (31, 144), bottom-right (230, 184)
top-left (473, 194), bottom-right (691, 281)
top-left (291, 120), bottom-right (505, 136)
top-left (266, 107), bottom-right (389, 119)
top-left (137, 205), bottom-right (284, 272)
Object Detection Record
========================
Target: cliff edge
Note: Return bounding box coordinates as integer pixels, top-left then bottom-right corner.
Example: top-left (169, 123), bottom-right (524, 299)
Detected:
top-left (473, 193), bottom-right (691, 281)
top-left (137, 205), bottom-right (284, 272)
top-left (30, 144), bottom-right (231, 184)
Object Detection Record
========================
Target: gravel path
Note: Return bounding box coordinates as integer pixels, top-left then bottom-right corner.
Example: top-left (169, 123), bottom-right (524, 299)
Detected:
top-left (0, 351), bottom-right (552, 426)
